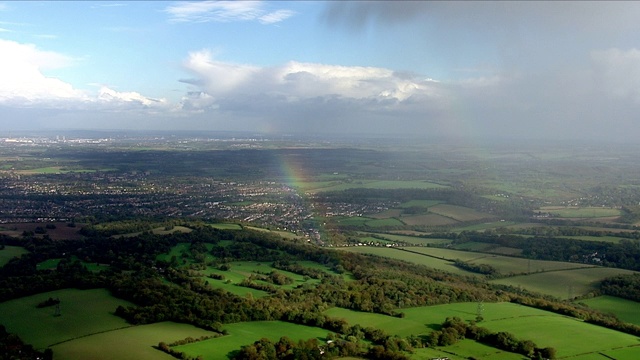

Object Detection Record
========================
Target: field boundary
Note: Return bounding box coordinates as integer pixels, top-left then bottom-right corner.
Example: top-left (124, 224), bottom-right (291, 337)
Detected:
top-left (48, 325), bottom-right (136, 348)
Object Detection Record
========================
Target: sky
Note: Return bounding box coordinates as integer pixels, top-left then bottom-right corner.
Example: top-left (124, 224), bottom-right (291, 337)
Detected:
top-left (2, 1), bottom-right (640, 141)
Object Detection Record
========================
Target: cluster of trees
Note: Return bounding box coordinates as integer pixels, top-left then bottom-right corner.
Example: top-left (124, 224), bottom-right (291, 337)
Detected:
top-left (0, 324), bottom-right (50, 360)
top-left (452, 259), bottom-right (498, 276)
top-left (503, 225), bottom-right (640, 239)
top-left (232, 337), bottom-right (333, 360)
top-left (600, 274), bottom-right (640, 302)
top-left (36, 296), bottom-right (60, 308)
top-left (250, 270), bottom-right (295, 286)
top-left (272, 261), bottom-right (326, 280)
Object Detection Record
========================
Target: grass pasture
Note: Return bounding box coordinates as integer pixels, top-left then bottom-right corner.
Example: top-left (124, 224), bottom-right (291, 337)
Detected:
top-left (0, 245), bottom-right (29, 266)
top-left (37, 258), bottom-right (62, 270)
top-left (412, 339), bottom-right (525, 360)
top-left (336, 246), bottom-right (474, 276)
top-left (244, 226), bottom-right (300, 239)
top-left (557, 235), bottom-right (626, 244)
top-left (52, 322), bottom-right (217, 360)
top-left (579, 295), bottom-right (640, 325)
top-left (0, 288), bottom-right (134, 350)
top-left (539, 206), bottom-right (622, 219)
top-left (398, 200), bottom-right (444, 208)
top-left (401, 247), bottom-right (593, 275)
top-left (209, 223), bottom-right (243, 230)
top-left (400, 213), bottom-right (458, 226)
top-left (428, 204), bottom-right (492, 222)
top-left (367, 208), bottom-right (403, 219)
top-left (363, 232), bottom-right (451, 246)
top-left (364, 218), bottom-right (405, 227)
top-left (483, 313), bottom-right (640, 359)
top-left (450, 221), bottom-right (517, 232)
top-left (332, 216), bottom-right (405, 228)
top-left (328, 302), bottom-right (640, 359)
top-left (156, 242), bottom-right (190, 262)
top-left (173, 321), bottom-right (329, 360)
top-left (491, 267), bottom-right (639, 299)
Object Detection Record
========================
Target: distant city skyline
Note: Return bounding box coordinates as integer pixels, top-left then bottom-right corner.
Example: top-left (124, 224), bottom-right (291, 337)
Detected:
top-left (2, 1), bottom-right (640, 141)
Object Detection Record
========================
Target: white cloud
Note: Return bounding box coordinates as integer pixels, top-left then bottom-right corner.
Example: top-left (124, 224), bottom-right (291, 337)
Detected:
top-left (259, 9), bottom-right (296, 25)
top-left (0, 39), bottom-right (85, 104)
top-left (165, 1), bottom-right (294, 24)
top-left (98, 87), bottom-right (167, 108)
top-left (0, 39), bottom-right (168, 113)
top-left (181, 50), bottom-right (440, 104)
top-left (175, 50), bottom-right (454, 134)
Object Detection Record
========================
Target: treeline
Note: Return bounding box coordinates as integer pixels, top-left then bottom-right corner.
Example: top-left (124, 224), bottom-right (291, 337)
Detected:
top-left (600, 273), bottom-right (640, 302)
top-left (442, 231), bottom-right (640, 271)
top-left (500, 225), bottom-right (640, 240)
top-left (453, 259), bottom-right (498, 276)
top-left (0, 324), bottom-right (50, 360)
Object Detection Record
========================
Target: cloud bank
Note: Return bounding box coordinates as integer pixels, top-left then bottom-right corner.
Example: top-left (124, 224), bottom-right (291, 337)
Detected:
top-left (0, 39), bottom-right (167, 110)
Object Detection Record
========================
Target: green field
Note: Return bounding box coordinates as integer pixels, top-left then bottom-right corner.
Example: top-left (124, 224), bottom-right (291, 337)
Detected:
top-left (0, 288), bottom-right (133, 349)
top-left (400, 213), bottom-right (458, 226)
top-left (334, 216), bottom-right (410, 228)
top-left (557, 235), bottom-right (626, 244)
top-left (579, 295), bottom-right (640, 325)
top-left (336, 247), bottom-right (474, 276)
top-left (327, 302), bottom-right (640, 359)
top-left (402, 247), bottom-right (594, 274)
top-left (398, 200), bottom-right (444, 208)
top-left (173, 321), bottom-right (329, 360)
top-left (337, 246), bottom-right (632, 299)
top-left (52, 322), bottom-right (217, 360)
top-left (491, 267), bottom-right (639, 299)
top-left (411, 339), bottom-right (525, 360)
top-left (451, 221), bottom-right (517, 232)
top-left (364, 218), bottom-right (405, 227)
top-left (0, 245), bottom-right (29, 266)
top-left (428, 204), bottom-right (492, 222)
top-left (361, 233), bottom-right (451, 246)
top-left (539, 206), bottom-right (622, 218)
top-left (244, 226), bottom-right (300, 239)
top-left (209, 223), bottom-right (243, 230)
top-left (367, 208), bottom-right (404, 219)
top-left (156, 242), bottom-right (191, 263)
top-left (37, 258), bottom-right (62, 270)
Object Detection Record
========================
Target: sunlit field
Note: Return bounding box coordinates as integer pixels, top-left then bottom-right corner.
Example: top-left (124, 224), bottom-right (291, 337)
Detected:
top-left (173, 321), bottom-right (329, 360)
top-left (579, 295), bottom-right (640, 325)
top-left (327, 302), bottom-right (640, 359)
top-left (0, 288), bottom-right (133, 349)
